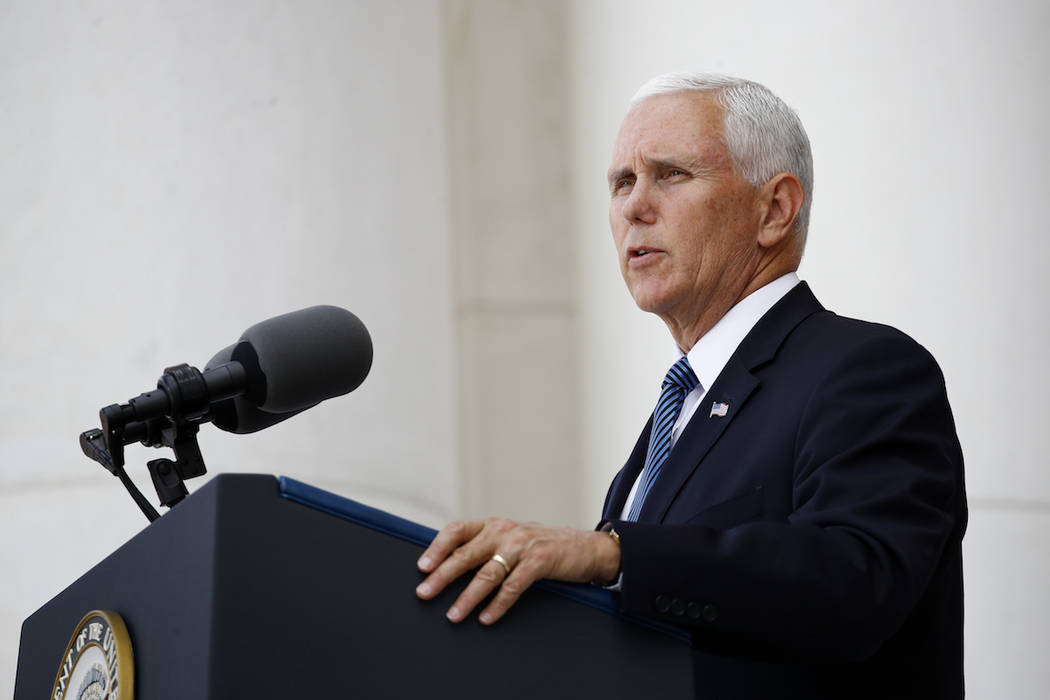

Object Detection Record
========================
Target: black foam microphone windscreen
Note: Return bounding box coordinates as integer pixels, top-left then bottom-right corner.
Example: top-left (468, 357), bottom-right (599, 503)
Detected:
top-left (204, 305), bottom-right (373, 432)
top-left (233, 305), bottom-right (373, 414)
top-left (204, 344), bottom-right (305, 434)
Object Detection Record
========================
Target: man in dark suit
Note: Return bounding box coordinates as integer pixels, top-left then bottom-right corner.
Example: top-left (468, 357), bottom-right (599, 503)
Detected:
top-left (415, 72), bottom-right (966, 698)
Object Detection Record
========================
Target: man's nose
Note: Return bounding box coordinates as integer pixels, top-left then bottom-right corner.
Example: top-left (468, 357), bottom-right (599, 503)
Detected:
top-left (621, 180), bottom-right (657, 224)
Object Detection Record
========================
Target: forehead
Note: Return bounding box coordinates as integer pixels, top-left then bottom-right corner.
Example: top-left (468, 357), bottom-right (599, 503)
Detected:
top-left (609, 91), bottom-right (729, 170)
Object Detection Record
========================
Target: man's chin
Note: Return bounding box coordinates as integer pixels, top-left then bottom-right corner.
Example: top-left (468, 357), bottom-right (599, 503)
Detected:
top-left (630, 293), bottom-right (672, 316)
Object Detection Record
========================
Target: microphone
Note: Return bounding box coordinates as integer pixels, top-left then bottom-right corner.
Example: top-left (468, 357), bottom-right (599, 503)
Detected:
top-left (203, 305), bottom-right (372, 432)
top-left (86, 305), bottom-right (373, 459)
top-left (229, 304), bottom-right (373, 414)
top-left (203, 344), bottom-right (305, 434)
top-left (81, 305), bottom-right (372, 520)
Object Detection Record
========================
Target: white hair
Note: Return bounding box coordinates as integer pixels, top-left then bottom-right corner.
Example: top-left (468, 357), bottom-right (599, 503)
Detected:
top-left (631, 72), bottom-right (814, 243)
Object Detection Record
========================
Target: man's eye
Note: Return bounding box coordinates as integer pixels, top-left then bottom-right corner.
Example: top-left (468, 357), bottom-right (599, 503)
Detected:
top-left (665, 169), bottom-right (686, 178)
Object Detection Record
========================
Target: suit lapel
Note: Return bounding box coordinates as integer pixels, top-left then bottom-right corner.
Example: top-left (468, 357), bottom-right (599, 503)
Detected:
top-left (634, 283), bottom-right (825, 523)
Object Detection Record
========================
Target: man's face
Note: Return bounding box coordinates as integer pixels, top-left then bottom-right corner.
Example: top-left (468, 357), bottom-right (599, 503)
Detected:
top-left (608, 92), bottom-right (764, 331)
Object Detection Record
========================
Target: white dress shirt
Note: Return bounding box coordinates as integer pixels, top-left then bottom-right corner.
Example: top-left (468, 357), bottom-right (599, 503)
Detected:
top-left (618, 272), bottom-right (801, 520)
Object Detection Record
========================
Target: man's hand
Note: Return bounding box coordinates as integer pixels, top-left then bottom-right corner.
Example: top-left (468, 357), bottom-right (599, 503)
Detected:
top-left (415, 518), bottom-right (621, 625)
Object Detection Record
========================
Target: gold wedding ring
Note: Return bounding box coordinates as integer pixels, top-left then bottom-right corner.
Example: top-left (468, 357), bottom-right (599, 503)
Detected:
top-left (491, 553), bottom-right (511, 576)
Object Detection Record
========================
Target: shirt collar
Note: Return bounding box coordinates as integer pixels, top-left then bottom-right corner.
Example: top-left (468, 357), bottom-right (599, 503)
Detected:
top-left (677, 272), bottom-right (801, 393)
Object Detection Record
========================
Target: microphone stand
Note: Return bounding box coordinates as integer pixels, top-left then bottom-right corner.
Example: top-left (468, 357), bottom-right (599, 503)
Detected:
top-left (80, 363), bottom-right (216, 522)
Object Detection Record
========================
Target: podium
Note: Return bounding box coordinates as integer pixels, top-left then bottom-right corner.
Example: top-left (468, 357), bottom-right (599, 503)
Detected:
top-left (16, 474), bottom-right (693, 698)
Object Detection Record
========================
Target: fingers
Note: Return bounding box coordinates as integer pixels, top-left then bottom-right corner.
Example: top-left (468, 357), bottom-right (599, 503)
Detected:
top-left (446, 551), bottom-right (546, 625)
top-left (417, 520), bottom-right (484, 573)
top-left (415, 519), bottom-right (506, 601)
top-left (445, 557), bottom-right (514, 623)
top-left (477, 560), bottom-right (541, 625)
top-left (414, 519), bottom-right (599, 624)
top-left (426, 536), bottom-right (545, 624)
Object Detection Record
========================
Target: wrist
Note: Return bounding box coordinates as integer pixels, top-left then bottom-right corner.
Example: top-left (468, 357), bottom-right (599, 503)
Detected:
top-left (591, 527), bottom-right (622, 586)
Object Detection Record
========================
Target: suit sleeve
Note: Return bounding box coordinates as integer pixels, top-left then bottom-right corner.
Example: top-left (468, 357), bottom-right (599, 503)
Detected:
top-left (612, 330), bottom-right (965, 662)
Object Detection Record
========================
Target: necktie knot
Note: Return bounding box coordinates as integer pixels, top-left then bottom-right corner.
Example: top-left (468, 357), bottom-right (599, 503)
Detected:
top-left (663, 356), bottom-right (699, 394)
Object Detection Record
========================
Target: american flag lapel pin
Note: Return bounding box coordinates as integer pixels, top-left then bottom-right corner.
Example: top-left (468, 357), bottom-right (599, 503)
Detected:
top-left (709, 401), bottom-right (729, 418)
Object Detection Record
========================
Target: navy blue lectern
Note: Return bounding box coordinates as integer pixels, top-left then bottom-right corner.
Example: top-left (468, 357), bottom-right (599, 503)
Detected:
top-left (16, 474), bottom-right (693, 698)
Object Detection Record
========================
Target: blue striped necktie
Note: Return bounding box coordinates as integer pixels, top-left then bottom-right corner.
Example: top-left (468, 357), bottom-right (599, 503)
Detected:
top-left (626, 356), bottom-right (700, 521)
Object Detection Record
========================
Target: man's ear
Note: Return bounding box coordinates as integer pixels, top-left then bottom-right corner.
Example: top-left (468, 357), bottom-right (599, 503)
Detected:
top-left (757, 173), bottom-right (804, 249)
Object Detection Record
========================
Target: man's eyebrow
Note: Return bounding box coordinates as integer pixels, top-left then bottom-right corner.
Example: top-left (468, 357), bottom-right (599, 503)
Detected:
top-left (608, 156), bottom-right (716, 186)
top-left (607, 167), bottom-right (634, 186)
top-left (648, 156), bottom-right (714, 174)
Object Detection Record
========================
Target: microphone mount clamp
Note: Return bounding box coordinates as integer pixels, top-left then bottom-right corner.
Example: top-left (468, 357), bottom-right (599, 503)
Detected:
top-left (79, 362), bottom-right (231, 522)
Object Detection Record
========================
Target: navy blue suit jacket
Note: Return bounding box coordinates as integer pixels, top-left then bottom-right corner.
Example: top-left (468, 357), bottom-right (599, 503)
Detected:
top-left (602, 283), bottom-right (966, 699)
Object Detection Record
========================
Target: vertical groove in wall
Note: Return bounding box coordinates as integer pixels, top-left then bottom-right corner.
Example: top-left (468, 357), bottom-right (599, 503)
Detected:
top-left (443, 0), bottom-right (583, 525)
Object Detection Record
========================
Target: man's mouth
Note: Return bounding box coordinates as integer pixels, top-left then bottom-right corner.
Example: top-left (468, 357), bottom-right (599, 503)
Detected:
top-left (628, 246), bottom-right (661, 259)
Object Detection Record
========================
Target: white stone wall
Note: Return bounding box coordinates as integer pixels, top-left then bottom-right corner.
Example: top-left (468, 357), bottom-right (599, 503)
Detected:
top-left (445, 0), bottom-right (581, 526)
